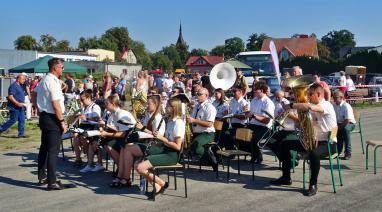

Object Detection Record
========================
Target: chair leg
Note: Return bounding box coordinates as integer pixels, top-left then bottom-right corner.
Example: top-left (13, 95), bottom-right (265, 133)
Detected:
top-left (167, 171), bottom-right (170, 185)
top-left (61, 140), bottom-right (65, 161)
top-left (360, 128), bottom-right (365, 154)
top-left (291, 151), bottom-right (296, 173)
top-left (252, 157), bottom-right (255, 182)
top-left (335, 146), bottom-right (343, 186)
top-left (328, 145), bottom-right (337, 193)
top-left (105, 154), bottom-right (109, 171)
top-left (303, 160), bottom-right (306, 190)
top-left (70, 138), bottom-right (74, 152)
top-left (153, 171), bottom-right (156, 201)
top-left (227, 158), bottom-right (230, 183)
top-left (131, 166), bottom-right (135, 182)
top-left (237, 155), bottom-right (240, 176)
top-left (366, 144), bottom-right (370, 170)
top-left (374, 146), bottom-right (380, 174)
top-left (174, 170), bottom-right (177, 190)
top-left (183, 166), bottom-right (188, 198)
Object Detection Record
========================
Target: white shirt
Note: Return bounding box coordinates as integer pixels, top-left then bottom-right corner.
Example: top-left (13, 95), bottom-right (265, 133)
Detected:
top-left (310, 100), bottom-right (337, 142)
top-left (212, 100), bottom-right (229, 119)
top-left (249, 95), bottom-right (275, 128)
top-left (332, 101), bottom-right (356, 124)
top-left (229, 97), bottom-right (249, 125)
top-left (35, 73), bottom-right (65, 114)
top-left (165, 117), bottom-right (185, 142)
top-left (81, 102), bottom-right (101, 120)
top-left (339, 76), bottom-right (346, 86)
top-left (273, 98), bottom-right (296, 131)
top-left (107, 108), bottom-right (136, 132)
top-left (142, 112), bottom-right (166, 135)
top-left (191, 100), bottom-right (216, 133)
top-left (164, 78), bottom-right (174, 92)
top-left (346, 78), bottom-right (356, 91)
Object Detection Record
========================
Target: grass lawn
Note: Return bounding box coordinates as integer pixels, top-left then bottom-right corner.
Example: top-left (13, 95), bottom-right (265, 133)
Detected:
top-left (0, 121), bottom-right (42, 151)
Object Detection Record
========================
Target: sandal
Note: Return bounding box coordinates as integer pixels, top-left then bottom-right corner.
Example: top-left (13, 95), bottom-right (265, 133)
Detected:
top-left (119, 178), bottom-right (132, 188)
top-left (109, 177), bottom-right (121, 187)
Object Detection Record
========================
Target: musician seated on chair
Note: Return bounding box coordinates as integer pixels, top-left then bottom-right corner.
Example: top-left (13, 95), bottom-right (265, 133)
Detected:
top-left (212, 88), bottom-right (229, 142)
top-left (244, 81), bottom-right (275, 164)
top-left (219, 85), bottom-right (249, 150)
top-left (267, 90), bottom-right (299, 160)
top-left (72, 90), bottom-right (102, 170)
top-left (271, 83), bottom-right (337, 197)
top-left (99, 95), bottom-right (136, 168)
top-left (187, 88), bottom-right (217, 161)
top-left (136, 98), bottom-right (185, 199)
top-left (332, 90), bottom-right (356, 160)
top-left (109, 95), bottom-right (165, 188)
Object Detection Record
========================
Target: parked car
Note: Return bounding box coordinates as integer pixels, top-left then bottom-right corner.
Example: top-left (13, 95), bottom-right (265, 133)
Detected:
top-left (368, 76), bottom-right (382, 96)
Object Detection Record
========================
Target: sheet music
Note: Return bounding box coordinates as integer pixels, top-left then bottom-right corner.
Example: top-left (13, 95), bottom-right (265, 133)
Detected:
top-left (84, 130), bottom-right (101, 137)
top-left (137, 131), bottom-right (154, 139)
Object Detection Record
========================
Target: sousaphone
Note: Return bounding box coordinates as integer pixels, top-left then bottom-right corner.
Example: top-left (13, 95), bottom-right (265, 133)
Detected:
top-left (210, 62), bottom-right (237, 90)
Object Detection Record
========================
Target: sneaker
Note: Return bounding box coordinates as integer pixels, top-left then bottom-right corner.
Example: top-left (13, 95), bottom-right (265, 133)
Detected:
top-left (80, 165), bottom-right (94, 173)
top-left (91, 164), bottom-right (105, 172)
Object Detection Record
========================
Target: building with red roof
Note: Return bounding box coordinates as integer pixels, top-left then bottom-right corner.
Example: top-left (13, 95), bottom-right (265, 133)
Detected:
top-left (185, 56), bottom-right (224, 73)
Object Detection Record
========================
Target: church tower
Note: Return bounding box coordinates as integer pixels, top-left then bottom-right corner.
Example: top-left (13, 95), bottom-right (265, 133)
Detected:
top-left (176, 22), bottom-right (186, 48)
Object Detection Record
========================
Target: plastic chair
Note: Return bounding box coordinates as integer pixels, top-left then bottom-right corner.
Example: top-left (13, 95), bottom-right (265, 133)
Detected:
top-left (366, 140), bottom-right (382, 174)
top-left (352, 110), bottom-right (365, 154)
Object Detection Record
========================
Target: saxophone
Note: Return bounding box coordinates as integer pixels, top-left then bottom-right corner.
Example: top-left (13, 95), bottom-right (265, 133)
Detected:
top-left (286, 75), bottom-right (317, 152)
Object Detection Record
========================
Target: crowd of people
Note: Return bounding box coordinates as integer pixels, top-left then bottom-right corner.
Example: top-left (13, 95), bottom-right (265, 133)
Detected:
top-left (1, 58), bottom-right (358, 198)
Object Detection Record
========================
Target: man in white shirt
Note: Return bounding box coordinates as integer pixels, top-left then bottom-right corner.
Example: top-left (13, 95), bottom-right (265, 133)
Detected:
top-left (332, 90), bottom-right (356, 160)
top-left (188, 88), bottom-right (216, 162)
top-left (271, 83), bottom-right (337, 197)
top-left (32, 58), bottom-right (72, 190)
top-left (346, 74), bottom-right (356, 92)
top-left (220, 85), bottom-right (248, 149)
top-left (245, 81), bottom-right (275, 164)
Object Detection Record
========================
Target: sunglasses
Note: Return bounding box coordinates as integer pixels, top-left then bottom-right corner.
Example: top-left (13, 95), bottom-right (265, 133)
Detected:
top-left (196, 92), bottom-right (204, 96)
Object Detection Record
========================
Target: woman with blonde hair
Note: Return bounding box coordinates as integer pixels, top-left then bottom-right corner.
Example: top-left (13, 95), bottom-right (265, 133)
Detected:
top-left (136, 98), bottom-right (185, 199)
top-left (110, 95), bottom-right (165, 187)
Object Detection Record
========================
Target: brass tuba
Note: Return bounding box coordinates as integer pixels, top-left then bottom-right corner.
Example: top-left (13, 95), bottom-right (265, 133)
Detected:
top-left (210, 62), bottom-right (237, 90)
top-left (285, 75), bottom-right (317, 152)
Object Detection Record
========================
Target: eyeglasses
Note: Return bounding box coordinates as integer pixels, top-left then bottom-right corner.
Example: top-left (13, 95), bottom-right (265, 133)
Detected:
top-left (196, 92), bottom-right (204, 96)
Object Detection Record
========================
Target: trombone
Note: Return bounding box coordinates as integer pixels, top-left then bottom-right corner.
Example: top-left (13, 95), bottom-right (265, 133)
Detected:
top-left (257, 110), bottom-right (290, 149)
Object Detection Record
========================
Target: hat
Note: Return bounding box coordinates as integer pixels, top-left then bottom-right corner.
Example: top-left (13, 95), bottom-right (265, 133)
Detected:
top-left (88, 75), bottom-right (93, 79)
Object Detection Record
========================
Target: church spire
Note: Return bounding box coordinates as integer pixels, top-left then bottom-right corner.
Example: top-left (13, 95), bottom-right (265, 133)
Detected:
top-left (176, 21), bottom-right (186, 48)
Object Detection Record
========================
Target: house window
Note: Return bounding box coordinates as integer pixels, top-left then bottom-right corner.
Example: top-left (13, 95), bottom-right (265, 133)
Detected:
top-left (196, 59), bottom-right (206, 65)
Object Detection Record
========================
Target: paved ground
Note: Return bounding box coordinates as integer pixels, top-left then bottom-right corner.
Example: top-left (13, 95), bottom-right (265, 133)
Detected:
top-left (1, 107), bottom-right (381, 212)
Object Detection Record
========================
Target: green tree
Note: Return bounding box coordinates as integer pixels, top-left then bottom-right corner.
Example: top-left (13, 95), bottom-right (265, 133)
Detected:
top-left (151, 52), bottom-right (173, 72)
top-left (14, 35), bottom-right (37, 50)
top-left (246, 33), bottom-right (269, 51)
top-left (55, 40), bottom-right (70, 52)
top-left (39, 34), bottom-right (57, 52)
top-left (210, 45), bottom-right (225, 56)
top-left (98, 37), bottom-right (119, 57)
top-left (176, 44), bottom-right (189, 68)
top-left (190, 48), bottom-right (208, 56)
top-left (131, 40), bottom-right (153, 69)
top-left (101, 27), bottom-right (132, 51)
top-left (317, 41), bottom-right (331, 60)
top-left (78, 36), bottom-right (99, 50)
top-left (160, 44), bottom-right (182, 69)
top-left (224, 37), bottom-right (244, 59)
top-left (321, 29), bottom-right (356, 59)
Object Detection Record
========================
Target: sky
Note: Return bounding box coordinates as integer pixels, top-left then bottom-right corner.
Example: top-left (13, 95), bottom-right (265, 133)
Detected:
top-left (1, 0), bottom-right (381, 52)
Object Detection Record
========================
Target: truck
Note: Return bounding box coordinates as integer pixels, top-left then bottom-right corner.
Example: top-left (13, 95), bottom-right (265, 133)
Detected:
top-left (236, 51), bottom-right (280, 93)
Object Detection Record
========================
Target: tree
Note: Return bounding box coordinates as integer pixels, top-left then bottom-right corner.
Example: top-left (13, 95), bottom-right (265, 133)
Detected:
top-left (150, 52), bottom-right (173, 72)
top-left (78, 36), bottom-right (99, 50)
top-left (101, 27), bottom-right (132, 51)
top-left (176, 44), bottom-right (189, 68)
top-left (317, 41), bottom-right (331, 60)
top-left (160, 44), bottom-right (182, 69)
top-left (131, 40), bottom-right (153, 70)
top-left (210, 45), bottom-right (225, 56)
top-left (14, 35), bottom-right (37, 50)
top-left (224, 37), bottom-right (244, 59)
top-left (246, 33), bottom-right (270, 51)
top-left (55, 40), bottom-right (70, 52)
top-left (190, 48), bottom-right (208, 56)
top-left (321, 29), bottom-right (356, 59)
top-left (39, 34), bottom-right (57, 52)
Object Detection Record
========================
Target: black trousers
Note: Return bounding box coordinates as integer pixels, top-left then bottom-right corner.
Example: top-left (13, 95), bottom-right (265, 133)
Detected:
top-left (280, 139), bottom-right (336, 186)
top-left (267, 130), bottom-right (299, 160)
top-left (246, 124), bottom-right (270, 160)
top-left (219, 123), bottom-right (245, 149)
top-left (37, 112), bottom-right (62, 184)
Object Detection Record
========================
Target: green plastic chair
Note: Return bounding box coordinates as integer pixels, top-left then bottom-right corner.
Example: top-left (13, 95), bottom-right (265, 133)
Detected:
top-left (352, 110), bottom-right (365, 154)
top-left (302, 127), bottom-right (343, 193)
top-left (366, 140), bottom-right (382, 174)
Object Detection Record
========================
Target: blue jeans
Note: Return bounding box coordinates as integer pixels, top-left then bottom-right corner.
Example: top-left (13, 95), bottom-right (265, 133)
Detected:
top-left (337, 123), bottom-right (355, 155)
top-left (0, 108), bottom-right (25, 136)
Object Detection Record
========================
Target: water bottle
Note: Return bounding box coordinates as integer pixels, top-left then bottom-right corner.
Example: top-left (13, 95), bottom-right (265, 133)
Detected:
top-left (139, 175), bottom-right (145, 194)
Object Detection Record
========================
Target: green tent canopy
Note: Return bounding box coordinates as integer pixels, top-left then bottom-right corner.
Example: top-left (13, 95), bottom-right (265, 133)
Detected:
top-left (225, 58), bottom-right (252, 69)
top-left (8, 55), bottom-right (87, 74)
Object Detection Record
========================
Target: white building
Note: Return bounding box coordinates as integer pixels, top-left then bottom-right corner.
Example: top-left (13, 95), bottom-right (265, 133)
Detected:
top-left (38, 52), bottom-right (96, 61)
